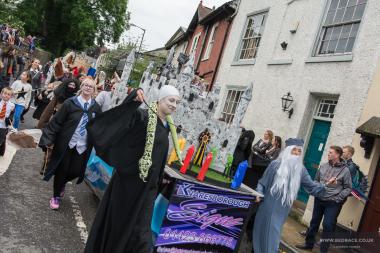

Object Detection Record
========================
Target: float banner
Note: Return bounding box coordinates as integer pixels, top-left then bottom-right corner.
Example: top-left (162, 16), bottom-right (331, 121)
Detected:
top-left (155, 179), bottom-right (255, 253)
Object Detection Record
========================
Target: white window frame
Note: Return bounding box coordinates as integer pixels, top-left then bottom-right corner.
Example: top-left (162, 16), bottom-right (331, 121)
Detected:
top-left (189, 32), bottom-right (201, 55)
top-left (202, 23), bottom-right (219, 61)
top-left (314, 97), bottom-right (339, 120)
top-left (235, 11), bottom-right (268, 62)
top-left (313, 0), bottom-right (367, 57)
top-left (219, 87), bottom-right (245, 124)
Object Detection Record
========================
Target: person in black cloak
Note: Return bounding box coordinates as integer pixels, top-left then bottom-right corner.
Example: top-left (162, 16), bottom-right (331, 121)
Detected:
top-left (84, 85), bottom-right (181, 253)
top-left (38, 78), bottom-right (101, 210)
top-left (37, 78), bottom-right (80, 129)
top-left (229, 128), bottom-right (255, 178)
top-left (32, 82), bottom-right (54, 120)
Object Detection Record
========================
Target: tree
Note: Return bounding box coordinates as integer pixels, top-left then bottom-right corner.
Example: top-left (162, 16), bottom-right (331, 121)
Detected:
top-left (97, 44), bottom-right (165, 88)
top-left (0, 0), bottom-right (25, 35)
top-left (16, 0), bottom-right (129, 56)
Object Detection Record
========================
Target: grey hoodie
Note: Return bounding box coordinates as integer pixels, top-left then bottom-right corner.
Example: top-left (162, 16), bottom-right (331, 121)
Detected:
top-left (315, 161), bottom-right (352, 203)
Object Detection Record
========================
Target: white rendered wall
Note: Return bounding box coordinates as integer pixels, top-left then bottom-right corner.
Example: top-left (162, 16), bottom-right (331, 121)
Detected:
top-left (214, 0), bottom-right (380, 231)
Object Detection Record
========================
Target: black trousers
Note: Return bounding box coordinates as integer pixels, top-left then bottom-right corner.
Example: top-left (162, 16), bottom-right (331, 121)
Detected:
top-left (0, 128), bottom-right (8, 156)
top-left (53, 147), bottom-right (87, 197)
top-left (305, 198), bottom-right (343, 253)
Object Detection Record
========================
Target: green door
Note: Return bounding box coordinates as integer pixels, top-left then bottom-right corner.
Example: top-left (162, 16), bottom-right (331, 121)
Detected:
top-left (298, 119), bottom-right (331, 203)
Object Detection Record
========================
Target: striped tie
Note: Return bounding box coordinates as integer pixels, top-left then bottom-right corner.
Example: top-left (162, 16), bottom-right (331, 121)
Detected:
top-left (0, 102), bottom-right (6, 119)
top-left (79, 102), bottom-right (89, 136)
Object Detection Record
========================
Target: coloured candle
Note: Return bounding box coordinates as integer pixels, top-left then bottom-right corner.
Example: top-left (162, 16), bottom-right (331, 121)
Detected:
top-left (230, 160), bottom-right (248, 189)
top-left (180, 145), bottom-right (195, 174)
top-left (197, 152), bottom-right (213, 181)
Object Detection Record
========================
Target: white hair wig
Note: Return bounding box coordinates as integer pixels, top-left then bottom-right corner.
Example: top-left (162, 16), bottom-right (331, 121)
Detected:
top-left (270, 145), bottom-right (304, 207)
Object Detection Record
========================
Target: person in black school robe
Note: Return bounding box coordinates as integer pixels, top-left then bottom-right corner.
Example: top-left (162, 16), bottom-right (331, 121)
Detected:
top-left (230, 129), bottom-right (255, 177)
top-left (32, 84), bottom-right (54, 120)
top-left (38, 79), bottom-right (101, 186)
top-left (85, 86), bottom-right (181, 253)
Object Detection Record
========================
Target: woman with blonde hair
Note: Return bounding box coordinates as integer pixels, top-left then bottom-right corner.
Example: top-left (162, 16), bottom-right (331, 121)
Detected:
top-left (39, 78), bottom-right (101, 210)
top-left (245, 130), bottom-right (275, 189)
top-left (252, 129), bottom-right (273, 155)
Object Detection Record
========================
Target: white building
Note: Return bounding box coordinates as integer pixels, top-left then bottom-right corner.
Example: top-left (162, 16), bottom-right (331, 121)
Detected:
top-left (214, 0), bottom-right (380, 231)
top-left (165, 27), bottom-right (188, 68)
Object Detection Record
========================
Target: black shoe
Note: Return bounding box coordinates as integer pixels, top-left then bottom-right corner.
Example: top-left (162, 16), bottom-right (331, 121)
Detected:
top-left (298, 230), bottom-right (307, 237)
top-left (295, 243), bottom-right (314, 250)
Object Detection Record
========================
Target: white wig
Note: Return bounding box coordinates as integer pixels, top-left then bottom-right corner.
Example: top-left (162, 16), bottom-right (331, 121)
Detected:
top-left (270, 145), bottom-right (304, 207)
top-left (158, 85), bottom-right (180, 101)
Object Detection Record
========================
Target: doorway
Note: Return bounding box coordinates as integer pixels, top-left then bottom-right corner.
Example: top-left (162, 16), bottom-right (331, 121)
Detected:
top-left (298, 119), bottom-right (332, 203)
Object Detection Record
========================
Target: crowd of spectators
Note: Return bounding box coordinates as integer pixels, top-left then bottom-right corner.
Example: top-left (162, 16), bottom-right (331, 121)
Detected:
top-left (1, 24), bottom-right (36, 53)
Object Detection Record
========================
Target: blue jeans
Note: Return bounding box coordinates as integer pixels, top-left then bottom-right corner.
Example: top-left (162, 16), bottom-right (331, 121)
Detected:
top-left (305, 198), bottom-right (343, 253)
top-left (13, 104), bottom-right (25, 129)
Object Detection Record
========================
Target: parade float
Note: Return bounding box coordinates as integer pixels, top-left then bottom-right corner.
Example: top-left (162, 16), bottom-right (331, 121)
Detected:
top-left (85, 49), bottom-right (262, 252)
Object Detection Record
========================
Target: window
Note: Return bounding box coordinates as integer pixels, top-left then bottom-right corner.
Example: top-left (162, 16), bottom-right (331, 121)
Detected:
top-left (220, 89), bottom-right (244, 124)
top-left (315, 0), bottom-right (367, 56)
top-left (189, 33), bottom-right (201, 55)
top-left (315, 98), bottom-right (338, 119)
top-left (238, 12), bottom-right (268, 60)
top-left (203, 24), bottom-right (218, 60)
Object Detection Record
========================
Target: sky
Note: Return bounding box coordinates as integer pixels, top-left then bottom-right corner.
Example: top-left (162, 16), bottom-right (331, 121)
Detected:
top-left (122, 0), bottom-right (230, 51)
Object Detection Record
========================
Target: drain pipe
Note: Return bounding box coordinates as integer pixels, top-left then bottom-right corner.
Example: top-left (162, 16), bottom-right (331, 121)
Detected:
top-left (209, 0), bottom-right (241, 91)
top-left (195, 25), bottom-right (209, 73)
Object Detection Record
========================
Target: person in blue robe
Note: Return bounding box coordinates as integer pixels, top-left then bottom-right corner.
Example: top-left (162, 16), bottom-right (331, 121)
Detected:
top-left (252, 138), bottom-right (337, 253)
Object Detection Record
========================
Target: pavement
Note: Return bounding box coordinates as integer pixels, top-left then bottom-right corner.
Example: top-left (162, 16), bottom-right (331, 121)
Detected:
top-left (0, 110), bottom-right (99, 253)
top-left (280, 211), bottom-right (354, 253)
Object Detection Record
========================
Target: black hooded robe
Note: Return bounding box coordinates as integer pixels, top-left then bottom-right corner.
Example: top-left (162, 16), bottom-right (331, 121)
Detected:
top-left (85, 91), bottom-right (169, 253)
top-left (33, 89), bottom-right (53, 120)
top-left (230, 130), bottom-right (255, 177)
top-left (37, 79), bottom-right (79, 129)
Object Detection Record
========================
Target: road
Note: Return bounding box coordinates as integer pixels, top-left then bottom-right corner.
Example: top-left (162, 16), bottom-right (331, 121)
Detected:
top-left (0, 109), bottom-right (269, 253)
top-left (0, 109), bottom-right (99, 253)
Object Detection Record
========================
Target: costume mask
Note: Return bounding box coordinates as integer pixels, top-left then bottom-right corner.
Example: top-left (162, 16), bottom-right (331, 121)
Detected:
top-left (67, 83), bottom-right (76, 91)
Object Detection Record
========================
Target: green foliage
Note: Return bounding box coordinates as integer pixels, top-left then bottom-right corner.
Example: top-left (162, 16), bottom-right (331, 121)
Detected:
top-left (98, 45), bottom-right (166, 87)
top-left (15, 0), bottom-right (129, 56)
top-left (0, 0), bottom-right (25, 35)
top-left (129, 55), bottom-right (163, 88)
top-left (97, 44), bottom-right (133, 78)
top-left (189, 165), bottom-right (232, 184)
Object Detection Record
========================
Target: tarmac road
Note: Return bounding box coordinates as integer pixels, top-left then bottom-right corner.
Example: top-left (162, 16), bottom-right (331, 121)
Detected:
top-left (0, 109), bottom-right (99, 253)
top-left (0, 109), bottom-right (278, 253)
